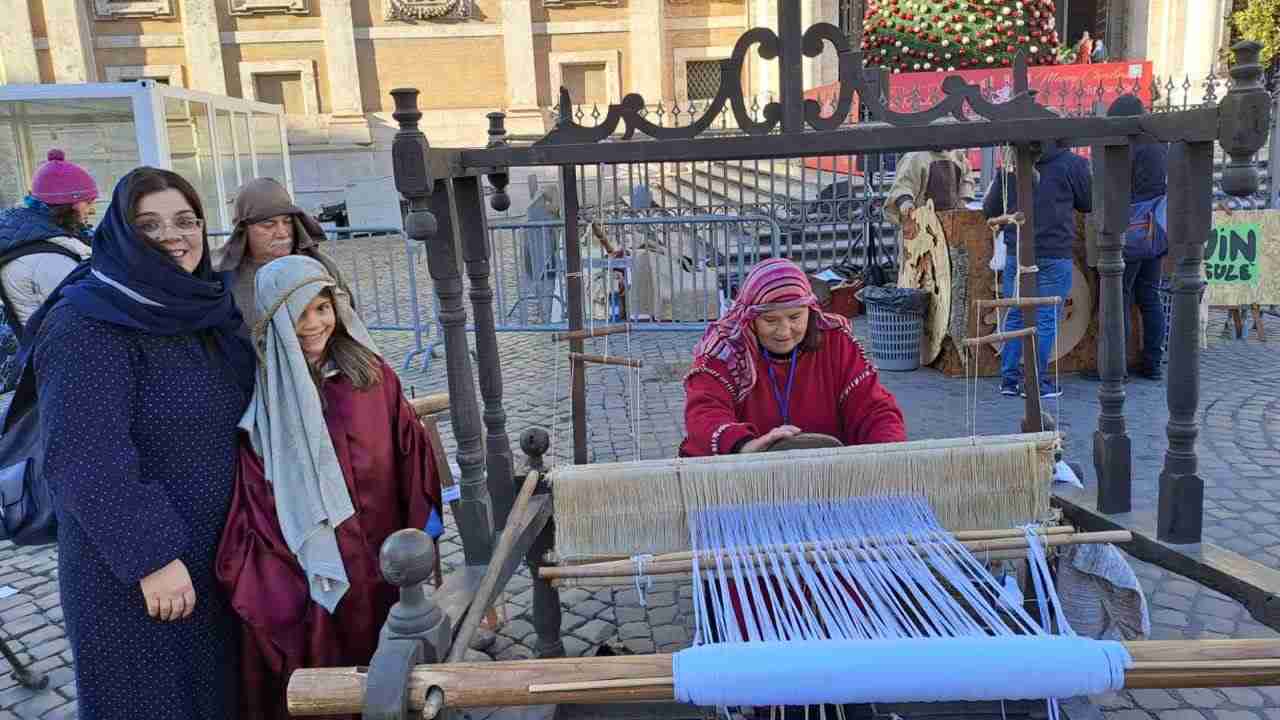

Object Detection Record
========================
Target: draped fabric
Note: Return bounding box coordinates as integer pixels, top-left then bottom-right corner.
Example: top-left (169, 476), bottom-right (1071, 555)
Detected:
top-left (19, 171), bottom-right (255, 394)
top-left (689, 258), bottom-right (851, 403)
top-left (216, 357), bottom-right (442, 720)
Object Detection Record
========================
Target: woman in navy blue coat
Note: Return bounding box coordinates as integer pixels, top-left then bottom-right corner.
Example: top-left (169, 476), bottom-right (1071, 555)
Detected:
top-left (27, 167), bottom-right (256, 719)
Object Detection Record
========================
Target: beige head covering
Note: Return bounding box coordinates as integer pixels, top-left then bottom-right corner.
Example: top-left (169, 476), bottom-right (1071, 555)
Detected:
top-left (214, 177), bottom-right (328, 271)
top-left (239, 254), bottom-right (378, 613)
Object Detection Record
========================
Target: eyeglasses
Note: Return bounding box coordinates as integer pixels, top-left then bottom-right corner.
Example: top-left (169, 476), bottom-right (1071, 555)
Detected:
top-left (134, 217), bottom-right (204, 241)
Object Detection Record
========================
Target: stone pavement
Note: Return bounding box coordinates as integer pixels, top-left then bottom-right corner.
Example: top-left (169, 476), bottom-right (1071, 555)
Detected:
top-left (0, 309), bottom-right (1277, 719)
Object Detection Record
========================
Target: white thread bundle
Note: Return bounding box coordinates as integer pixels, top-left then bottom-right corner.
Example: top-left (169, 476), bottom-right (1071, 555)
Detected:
top-left (672, 495), bottom-right (1131, 710)
top-left (550, 433), bottom-right (1057, 561)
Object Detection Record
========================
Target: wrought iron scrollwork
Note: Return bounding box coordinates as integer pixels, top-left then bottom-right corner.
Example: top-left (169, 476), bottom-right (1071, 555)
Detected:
top-left (533, 3), bottom-right (1061, 147)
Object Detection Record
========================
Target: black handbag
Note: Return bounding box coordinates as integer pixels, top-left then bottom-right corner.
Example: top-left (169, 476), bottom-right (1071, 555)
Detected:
top-left (0, 361), bottom-right (57, 546)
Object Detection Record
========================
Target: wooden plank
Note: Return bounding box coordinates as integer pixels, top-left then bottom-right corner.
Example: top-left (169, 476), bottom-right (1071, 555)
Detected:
top-left (1053, 494), bottom-right (1280, 631)
top-left (411, 393), bottom-right (451, 417)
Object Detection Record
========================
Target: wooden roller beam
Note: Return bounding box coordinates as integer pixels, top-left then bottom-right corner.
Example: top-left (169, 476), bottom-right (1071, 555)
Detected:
top-left (569, 352), bottom-right (644, 368)
top-left (551, 324), bottom-right (630, 342)
top-left (539, 530), bottom-right (1131, 580)
top-left (962, 326), bottom-right (1037, 347)
top-left (287, 639), bottom-right (1280, 715)
top-left (410, 393), bottom-right (451, 418)
top-left (975, 296), bottom-right (1065, 310)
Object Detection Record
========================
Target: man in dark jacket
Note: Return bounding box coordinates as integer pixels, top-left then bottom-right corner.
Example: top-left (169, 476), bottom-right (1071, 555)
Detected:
top-left (1100, 94), bottom-right (1168, 380)
top-left (984, 140), bottom-right (1092, 399)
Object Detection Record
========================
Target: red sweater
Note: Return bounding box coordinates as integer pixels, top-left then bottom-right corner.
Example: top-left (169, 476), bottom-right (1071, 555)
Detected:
top-left (679, 328), bottom-right (907, 456)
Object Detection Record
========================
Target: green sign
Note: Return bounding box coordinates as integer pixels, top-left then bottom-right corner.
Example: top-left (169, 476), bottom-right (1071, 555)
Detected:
top-left (1205, 222), bottom-right (1261, 286)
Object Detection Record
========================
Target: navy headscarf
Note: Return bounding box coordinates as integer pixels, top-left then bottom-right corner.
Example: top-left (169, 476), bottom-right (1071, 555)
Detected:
top-left (21, 168), bottom-right (256, 394)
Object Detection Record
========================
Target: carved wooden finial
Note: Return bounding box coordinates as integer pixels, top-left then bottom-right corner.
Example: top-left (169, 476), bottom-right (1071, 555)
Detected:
top-left (390, 88), bottom-right (438, 241)
top-left (1218, 41), bottom-right (1272, 197)
top-left (485, 112), bottom-right (512, 212)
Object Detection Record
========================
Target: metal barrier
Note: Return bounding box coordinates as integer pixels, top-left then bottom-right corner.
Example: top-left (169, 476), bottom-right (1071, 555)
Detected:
top-left (208, 226), bottom-right (432, 371)
top-left (480, 213), bottom-right (780, 334)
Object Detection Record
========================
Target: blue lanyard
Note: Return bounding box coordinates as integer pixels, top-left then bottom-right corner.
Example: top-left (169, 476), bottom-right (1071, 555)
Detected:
top-left (764, 346), bottom-right (799, 426)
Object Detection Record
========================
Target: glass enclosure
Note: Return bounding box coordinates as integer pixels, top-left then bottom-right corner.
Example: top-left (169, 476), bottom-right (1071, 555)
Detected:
top-left (0, 81), bottom-right (290, 237)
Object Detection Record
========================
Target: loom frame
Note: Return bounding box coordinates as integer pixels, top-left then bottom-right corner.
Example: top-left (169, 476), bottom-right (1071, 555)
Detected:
top-left (343, 7), bottom-right (1272, 718)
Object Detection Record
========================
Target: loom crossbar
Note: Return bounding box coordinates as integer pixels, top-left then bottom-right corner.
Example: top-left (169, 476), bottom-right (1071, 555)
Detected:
top-left (286, 639), bottom-right (1280, 715)
top-left (550, 432), bottom-right (1059, 561)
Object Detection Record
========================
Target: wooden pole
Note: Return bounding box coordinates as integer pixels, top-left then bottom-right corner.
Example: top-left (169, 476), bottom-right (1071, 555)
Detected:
top-left (538, 530), bottom-right (1132, 580)
top-left (975, 297), bottom-right (1064, 310)
top-left (560, 164), bottom-right (588, 465)
top-left (1094, 141), bottom-right (1134, 515)
top-left (962, 327), bottom-right (1037, 347)
top-left (410, 393), bottom-right (451, 418)
top-left (551, 324), bottom-right (630, 342)
top-left (1013, 143), bottom-right (1043, 432)
top-left (287, 639), bottom-right (1280, 715)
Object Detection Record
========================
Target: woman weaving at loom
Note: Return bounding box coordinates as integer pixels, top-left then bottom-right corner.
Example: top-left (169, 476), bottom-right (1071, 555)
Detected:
top-left (680, 258), bottom-right (907, 456)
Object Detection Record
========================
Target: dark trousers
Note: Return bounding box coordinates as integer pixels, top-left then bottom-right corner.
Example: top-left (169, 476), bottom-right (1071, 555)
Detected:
top-left (1123, 256), bottom-right (1166, 368)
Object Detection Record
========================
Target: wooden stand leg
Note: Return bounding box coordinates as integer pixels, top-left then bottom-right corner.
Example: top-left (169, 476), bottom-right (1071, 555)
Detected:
top-left (521, 428), bottom-right (565, 659)
top-left (1252, 304), bottom-right (1266, 341)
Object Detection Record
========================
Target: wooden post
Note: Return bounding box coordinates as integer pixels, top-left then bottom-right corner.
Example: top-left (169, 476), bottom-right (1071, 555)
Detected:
top-left (521, 428), bottom-right (565, 658)
top-left (390, 88), bottom-right (493, 565)
top-left (1095, 141), bottom-right (1133, 515)
top-left (1158, 141), bottom-right (1211, 543)
top-left (455, 175), bottom-right (517, 534)
top-left (363, 529), bottom-right (450, 720)
top-left (1013, 144), bottom-right (1043, 433)
top-left (560, 164), bottom-right (588, 465)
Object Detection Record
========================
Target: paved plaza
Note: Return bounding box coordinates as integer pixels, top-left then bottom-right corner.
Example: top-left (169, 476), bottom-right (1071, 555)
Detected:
top-left (0, 307), bottom-right (1276, 719)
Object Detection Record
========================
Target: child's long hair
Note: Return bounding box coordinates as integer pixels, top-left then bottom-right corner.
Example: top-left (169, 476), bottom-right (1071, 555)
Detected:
top-left (309, 287), bottom-right (383, 393)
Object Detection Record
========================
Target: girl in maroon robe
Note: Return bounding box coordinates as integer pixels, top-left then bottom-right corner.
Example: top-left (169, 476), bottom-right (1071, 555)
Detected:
top-left (216, 255), bottom-right (442, 720)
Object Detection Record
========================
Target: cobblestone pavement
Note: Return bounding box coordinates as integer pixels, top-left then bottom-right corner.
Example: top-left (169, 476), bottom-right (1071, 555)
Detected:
top-left (0, 308), bottom-right (1277, 718)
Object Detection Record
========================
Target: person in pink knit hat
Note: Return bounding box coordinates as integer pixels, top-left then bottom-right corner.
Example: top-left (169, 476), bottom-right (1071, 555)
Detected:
top-left (0, 149), bottom-right (99, 330)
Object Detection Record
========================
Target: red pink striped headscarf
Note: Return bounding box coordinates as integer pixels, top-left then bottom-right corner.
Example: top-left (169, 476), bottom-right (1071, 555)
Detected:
top-left (690, 258), bottom-right (850, 402)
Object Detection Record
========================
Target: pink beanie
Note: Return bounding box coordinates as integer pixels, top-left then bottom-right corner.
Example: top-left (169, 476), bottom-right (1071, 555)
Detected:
top-left (30, 149), bottom-right (98, 205)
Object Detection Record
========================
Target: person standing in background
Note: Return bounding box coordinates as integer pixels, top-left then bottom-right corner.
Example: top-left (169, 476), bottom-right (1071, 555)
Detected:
top-left (0, 150), bottom-right (97, 328)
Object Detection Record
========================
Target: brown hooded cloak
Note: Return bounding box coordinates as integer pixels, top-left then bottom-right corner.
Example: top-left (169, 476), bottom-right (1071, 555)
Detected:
top-left (214, 177), bottom-right (349, 331)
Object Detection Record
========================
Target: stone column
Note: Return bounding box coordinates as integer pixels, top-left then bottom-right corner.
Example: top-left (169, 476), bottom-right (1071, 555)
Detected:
top-left (749, 0), bottom-right (778, 102)
top-left (320, 0), bottom-right (371, 144)
top-left (0, 2), bottom-right (40, 84)
top-left (179, 0), bottom-right (226, 94)
top-left (44, 0), bottom-right (97, 83)
top-left (629, 0), bottom-right (666, 102)
top-left (501, 0), bottom-right (544, 136)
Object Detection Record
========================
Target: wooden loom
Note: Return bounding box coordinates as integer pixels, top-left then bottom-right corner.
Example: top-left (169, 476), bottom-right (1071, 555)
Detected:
top-left (282, 19), bottom-right (1276, 719)
top-left (286, 442), bottom-right (1280, 717)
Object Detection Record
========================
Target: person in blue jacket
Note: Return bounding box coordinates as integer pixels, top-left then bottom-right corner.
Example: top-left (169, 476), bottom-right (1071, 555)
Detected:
top-left (1080, 94), bottom-right (1169, 382)
top-left (984, 140), bottom-right (1093, 399)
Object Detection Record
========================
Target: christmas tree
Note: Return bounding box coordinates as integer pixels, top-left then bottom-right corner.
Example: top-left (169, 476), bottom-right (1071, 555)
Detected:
top-left (861, 0), bottom-right (1063, 74)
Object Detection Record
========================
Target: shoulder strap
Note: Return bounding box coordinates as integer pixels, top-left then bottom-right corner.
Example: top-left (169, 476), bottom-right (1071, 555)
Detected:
top-left (0, 241), bottom-right (84, 340)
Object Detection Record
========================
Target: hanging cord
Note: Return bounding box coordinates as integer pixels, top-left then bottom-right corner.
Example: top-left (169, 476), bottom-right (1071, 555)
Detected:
top-left (631, 552), bottom-right (655, 607)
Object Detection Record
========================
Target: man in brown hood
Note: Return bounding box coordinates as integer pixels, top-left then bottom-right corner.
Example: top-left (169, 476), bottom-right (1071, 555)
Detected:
top-left (214, 177), bottom-right (349, 334)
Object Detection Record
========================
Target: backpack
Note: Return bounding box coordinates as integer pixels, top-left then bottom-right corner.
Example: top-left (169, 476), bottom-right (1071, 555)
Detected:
top-left (0, 364), bottom-right (57, 546)
top-left (0, 242), bottom-right (83, 394)
top-left (1123, 195), bottom-right (1169, 261)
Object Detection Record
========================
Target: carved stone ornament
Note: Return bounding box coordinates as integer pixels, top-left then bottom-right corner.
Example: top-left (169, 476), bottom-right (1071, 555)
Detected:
top-left (383, 0), bottom-right (472, 22)
top-left (93, 0), bottom-right (174, 19)
top-left (229, 0), bottom-right (309, 16)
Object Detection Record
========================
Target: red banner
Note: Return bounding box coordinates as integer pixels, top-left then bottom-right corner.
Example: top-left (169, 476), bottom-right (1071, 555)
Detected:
top-left (802, 60), bottom-right (1154, 176)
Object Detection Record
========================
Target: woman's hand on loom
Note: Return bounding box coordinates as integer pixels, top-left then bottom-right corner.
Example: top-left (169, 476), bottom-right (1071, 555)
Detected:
top-left (740, 425), bottom-right (802, 453)
top-left (140, 559), bottom-right (196, 622)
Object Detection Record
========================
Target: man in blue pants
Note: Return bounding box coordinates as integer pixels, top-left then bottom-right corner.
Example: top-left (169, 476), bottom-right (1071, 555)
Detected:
top-left (984, 141), bottom-right (1093, 399)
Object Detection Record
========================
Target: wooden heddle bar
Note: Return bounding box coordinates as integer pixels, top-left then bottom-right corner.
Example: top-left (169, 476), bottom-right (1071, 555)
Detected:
top-left (975, 296), bottom-right (1065, 309)
top-left (539, 529), bottom-right (1133, 581)
top-left (286, 639), bottom-right (1280, 715)
top-left (569, 352), bottom-right (644, 369)
top-left (551, 324), bottom-right (630, 342)
top-left (962, 326), bottom-right (1037, 347)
